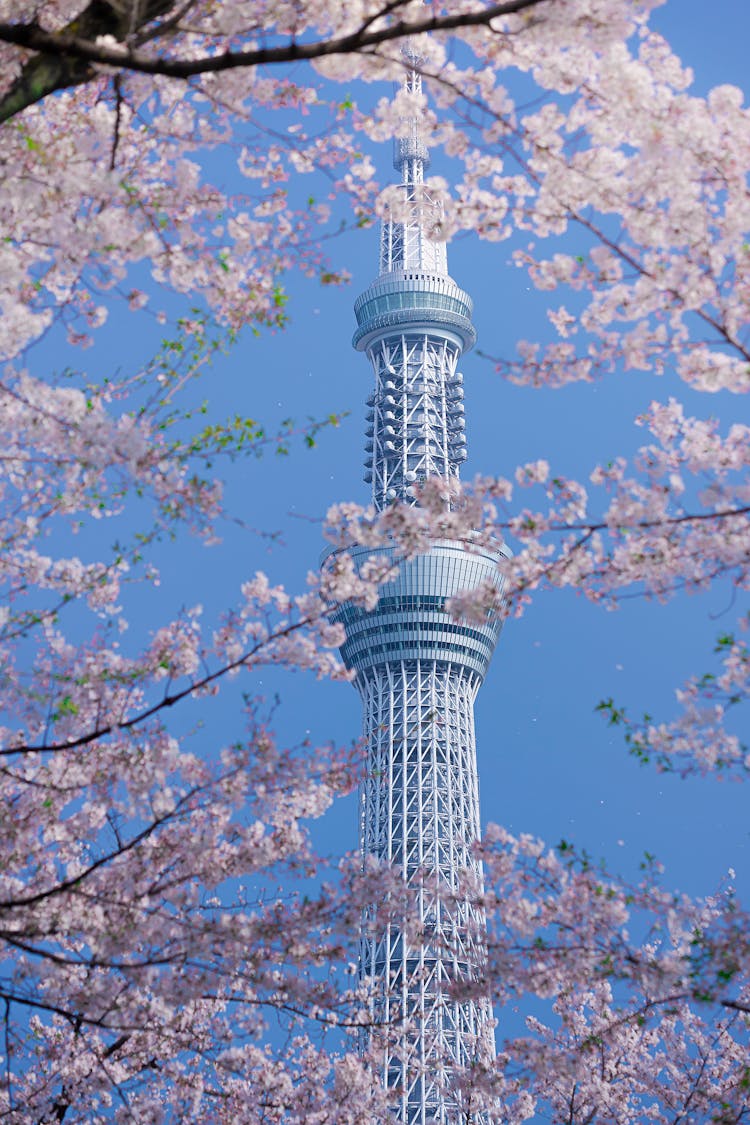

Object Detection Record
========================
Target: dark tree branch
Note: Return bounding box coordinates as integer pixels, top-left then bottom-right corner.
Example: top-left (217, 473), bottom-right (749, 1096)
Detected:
top-left (0, 0), bottom-right (551, 121)
top-left (0, 611), bottom-right (321, 757)
top-left (0, 0), bottom-right (174, 122)
top-left (135, 0), bottom-right (200, 46)
top-left (110, 72), bottom-right (123, 169)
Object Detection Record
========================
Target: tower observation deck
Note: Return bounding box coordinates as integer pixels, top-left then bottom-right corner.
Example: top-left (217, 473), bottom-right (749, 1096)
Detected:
top-left (332, 52), bottom-right (509, 1125)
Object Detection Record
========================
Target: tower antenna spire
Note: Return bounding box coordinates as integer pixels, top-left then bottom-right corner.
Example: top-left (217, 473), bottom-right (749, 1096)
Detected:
top-left (393, 41), bottom-right (430, 187)
top-left (375, 42), bottom-right (448, 278)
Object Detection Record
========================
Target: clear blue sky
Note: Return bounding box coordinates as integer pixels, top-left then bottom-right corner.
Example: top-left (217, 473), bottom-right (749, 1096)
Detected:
top-left (29, 0), bottom-right (750, 903)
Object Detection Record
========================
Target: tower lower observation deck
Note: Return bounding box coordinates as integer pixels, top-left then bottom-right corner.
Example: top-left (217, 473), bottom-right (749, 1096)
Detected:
top-left (332, 53), bottom-right (509, 1125)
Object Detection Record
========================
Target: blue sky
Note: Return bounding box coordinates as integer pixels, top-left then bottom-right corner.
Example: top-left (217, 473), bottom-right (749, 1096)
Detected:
top-left (25, 0), bottom-right (750, 906)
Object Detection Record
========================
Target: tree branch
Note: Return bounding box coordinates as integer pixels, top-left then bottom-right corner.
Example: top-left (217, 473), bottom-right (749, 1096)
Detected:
top-left (0, 0), bottom-right (174, 122)
top-left (0, 0), bottom-right (550, 121)
top-left (0, 610), bottom-right (323, 757)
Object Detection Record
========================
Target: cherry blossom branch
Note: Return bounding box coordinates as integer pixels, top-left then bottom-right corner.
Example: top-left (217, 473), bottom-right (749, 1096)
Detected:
top-left (0, 785), bottom-right (203, 910)
top-left (511, 504), bottom-right (750, 538)
top-left (568, 209), bottom-right (750, 364)
top-left (134, 0), bottom-right (200, 47)
top-left (0, 612), bottom-right (327, 757)
top-left (0, 0), bottom-right (551, 122)
top-left (0, 0), bottom-right (549, 77)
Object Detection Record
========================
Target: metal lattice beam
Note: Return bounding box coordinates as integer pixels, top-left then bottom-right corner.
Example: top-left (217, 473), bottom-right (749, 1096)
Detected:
top-left (364, 334), bottom-right (466, 510)
top-left (358, 662), bottom-right (494, 1125)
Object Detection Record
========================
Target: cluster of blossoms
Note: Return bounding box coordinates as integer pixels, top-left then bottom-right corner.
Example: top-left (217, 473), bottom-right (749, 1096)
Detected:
top-left (0, 0), bottom-right (747, 1120)
top-left (466, 827), bottom-right (750, 1123)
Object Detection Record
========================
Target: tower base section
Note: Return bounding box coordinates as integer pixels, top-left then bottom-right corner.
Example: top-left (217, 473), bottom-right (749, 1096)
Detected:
top-left (359, 660), bottom-right (494, 1125)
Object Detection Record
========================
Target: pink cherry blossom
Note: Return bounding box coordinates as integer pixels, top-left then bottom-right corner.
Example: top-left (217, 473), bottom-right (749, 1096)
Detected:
top-left (0, 1), bottom-right (747, 1120)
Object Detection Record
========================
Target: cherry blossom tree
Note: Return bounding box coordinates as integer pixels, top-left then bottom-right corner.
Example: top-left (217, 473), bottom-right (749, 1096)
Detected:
top-left (0, 0), bottom-right (748, 1120)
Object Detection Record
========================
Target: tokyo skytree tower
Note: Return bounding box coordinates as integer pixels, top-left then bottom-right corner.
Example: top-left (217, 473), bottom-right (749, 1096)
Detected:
top-left (332, 53), bottom-right (508, 1125)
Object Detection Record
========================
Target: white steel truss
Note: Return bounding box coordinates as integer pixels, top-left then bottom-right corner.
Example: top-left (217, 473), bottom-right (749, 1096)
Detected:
top-left (379, 189), bottom-right (448, 277)
top-left (364, 334), bottom-right (466, 510)
top-left (358, 662), bottom-right (494, 1125)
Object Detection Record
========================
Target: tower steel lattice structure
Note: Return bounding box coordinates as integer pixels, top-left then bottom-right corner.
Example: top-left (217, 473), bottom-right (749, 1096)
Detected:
top-left (332, 56), bottom-right (508, 1125)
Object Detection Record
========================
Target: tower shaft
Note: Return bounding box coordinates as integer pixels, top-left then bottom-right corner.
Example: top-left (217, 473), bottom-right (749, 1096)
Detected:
top-left (358, 660), bottom-right (493, 1124)
top-left (333, 52), bottom-right (508, 1125)
top-left (361, 331), bottom-right (466, 509)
